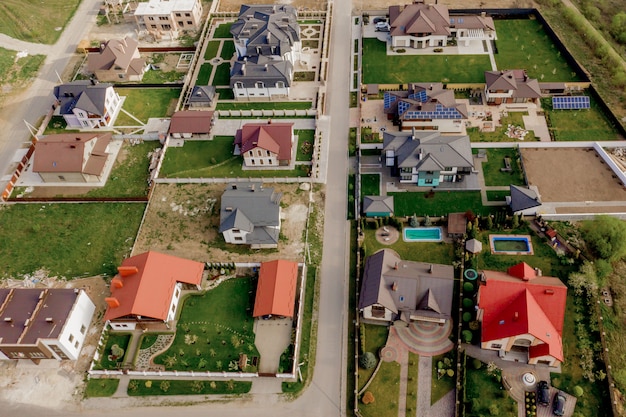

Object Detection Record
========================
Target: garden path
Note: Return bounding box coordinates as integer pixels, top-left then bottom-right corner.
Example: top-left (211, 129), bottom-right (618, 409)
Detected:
top-left (416, 356), bottom-right (432, 417)
top-left (135, 334), bottom-right (175, 370)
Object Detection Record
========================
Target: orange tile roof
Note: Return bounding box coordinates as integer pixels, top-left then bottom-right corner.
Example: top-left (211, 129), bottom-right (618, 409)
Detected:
top-left (253, 260), bottom-right (298, 318)
top-left (104, 251), bottom-right (204, 322)
top-left (237, 122), bottom-right (294, 160)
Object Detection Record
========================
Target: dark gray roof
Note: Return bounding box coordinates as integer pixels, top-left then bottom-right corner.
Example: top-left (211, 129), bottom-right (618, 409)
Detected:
top-left (219, 183), bottom-right (282, 245)
top-left (383, 131), bottom-right (473, 170)
top-left (53, 81), bottom-right (113, 116)
top-left (509, 185), bottom-right (542, 213)
top-left (363, 195), bottom-right (394, 214)
top-left (187, 85), bottom-right (216, 105)
top-left (230, 56), bottom-right (292, 87)
top-left (358, 249), bottom-right (455, 321)
top-left (385, 83), bottom-right (468, 119)
top-left (231, 4), bottom-right (300, 58)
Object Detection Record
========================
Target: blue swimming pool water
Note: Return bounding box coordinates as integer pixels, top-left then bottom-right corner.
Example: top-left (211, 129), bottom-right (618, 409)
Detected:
top-left (491, 237), bottom-right (532, 253)
top-left (403, 227), bottom-right (442, 242)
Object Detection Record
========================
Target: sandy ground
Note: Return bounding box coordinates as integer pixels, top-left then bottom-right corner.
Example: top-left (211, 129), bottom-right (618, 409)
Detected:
top-left (521, 148), bottom-right (626, 202)
top-left (133, 183), bottom-right (318, 263)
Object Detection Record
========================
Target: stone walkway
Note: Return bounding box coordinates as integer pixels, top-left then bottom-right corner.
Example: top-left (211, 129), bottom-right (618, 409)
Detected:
top-left (416, 356), bottom-right (433, 417)
top-left (392, 321), bottom-right (454, 357)
top-left (135, 334), bottom-right (175, 370)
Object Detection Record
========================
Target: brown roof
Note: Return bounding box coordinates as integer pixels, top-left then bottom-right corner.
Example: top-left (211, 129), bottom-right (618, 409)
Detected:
top-left (88, 37), bottom-right (142, 72)
top-left (168, 110), bottom-right (215, 134)
top-left (235, 122), bottom-right (294, 160)
top-left (447, 212), bottom-right (467, 235)
top-left (390, 3), bottom-right (451, 37)
top-left (32, 133), bottom-right (112, 175)
top-left (485, 70), bottom-right (542, 99)
top-left (253, 260), bottom-right (298, 318)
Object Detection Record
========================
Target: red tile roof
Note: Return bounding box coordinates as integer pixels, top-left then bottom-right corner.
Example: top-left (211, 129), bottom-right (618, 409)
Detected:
top-left (253, 260), bottom-right (298, 318)
top-left (104, 251), bottom-right (204, 322)
top-left (478, 262), bottom-right (567, 362)
top-left (169, 110), bottom-right (214, 134)
top-left (235, 122), bottom-right (293, 161)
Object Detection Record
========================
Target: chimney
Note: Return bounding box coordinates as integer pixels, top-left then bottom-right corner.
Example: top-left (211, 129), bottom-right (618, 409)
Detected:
top-left (250, 184), bottom-right (256, 192)
top-left (241, 64), bottom-right (246, 76)
top-left (428, 264), bottom-right (433, 274)
top-left (266, 32), bottom-right (271, 43)
top-left (264, 64), bottom-right (268, 71)
top-left (232, 184), bottom-right (237, 190)
top-left (3, 317), bottom-right (12, 323)
top-left (117, 266), bottom-right (138, 277)
top-left (70, 145), bottom-right (76, 149)
top-left (545, 289), bottom-right (554, 295)
top-left (45, 317), bottom-right (53, 323)
top-left (481, 11), bottom-right (486, 17)
top-left (105, 297), bottom-right (120, 308)
top-left (394, 262), bottom-right (398, 270)
top-left (513, 311), bottom-right (519, 321)
top-left (267, 119), bottom-right (272, 124)
top-left (392, 282), bottom-right (398, 291)
top-left (75, 137), bottom-right (81, 141)
top-left (111, 277), bottom-right (124, 289)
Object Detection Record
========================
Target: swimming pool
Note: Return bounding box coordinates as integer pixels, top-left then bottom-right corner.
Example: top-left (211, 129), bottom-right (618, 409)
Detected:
top-left (489, 235), bottom-right (534, 255)
top-left (403, 227), bottom-right (442, 242)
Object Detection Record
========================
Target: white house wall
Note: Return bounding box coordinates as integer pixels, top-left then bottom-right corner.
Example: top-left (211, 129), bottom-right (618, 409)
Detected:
top-left (233, 85), bottom-right (290, 100)
top-left (166, 283), bottom-right (183, 322)
top-left (362, 305), bottom-right (394, 322)
top-left (52, 290), bottom-right (96, 360)
top-left (401, 119), bottom-right (464, 133)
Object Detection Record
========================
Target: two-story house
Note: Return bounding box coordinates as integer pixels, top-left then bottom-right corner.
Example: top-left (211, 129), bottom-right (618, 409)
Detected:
top-left (53, 81), bottom-right (122, 129)
top-left (134, 0), bottom-right (203, 40)
top-left (234, 121), bottom-right (294, 167)
top-left (484, 70), bottom-right (542, 105)
top-left (87, 37), bottom-right (146, 82)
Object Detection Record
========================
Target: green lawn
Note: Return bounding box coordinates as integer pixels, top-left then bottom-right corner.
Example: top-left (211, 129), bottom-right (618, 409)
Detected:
top-left (0, 0), bottom-right (80, 44)
top-left (362, 38), bottom-right (490, 84)
top-left (0, 203), bottom-right (145, 278)
top-left (128, 379), bottom-right (251, 396)
top-left (141, 69), bottom-right (184, 84)
top-left (211, 63), bottom-right (231, 86)
top-left (406, 352), bottom-right (419, 414)
top-left (486, 190), bottom-right (509, 201)
top-left (390, 191), bottom-right (487, 217)
top-left (475, 148), bottom-right (525, 187)
top-left (153, 277), bottom-right (260, 371)
top-left (94, 333), bottom-right (132, 370)
top-left (0, 47), bottom-right (45, 86)
top-left (468, 112), bottom-right (537, 142)
top-left (116, 88), bottom-right (181, 125)
top-left (213, 22), bottom-right (234, 38)
top-left (295, 129), bottom-right (315, 161)
top-left (220, 41), bottom-right (236, 60)
top-left (464, 361), bottom-right (517, 417)
top-left (204, 41), bottom-right (221, 60)
top-left (84, 378), bottom-right (120, 398)
top-left (363, 228), bottom-right (455, 264)
top-left (494, 19), bottom-right (581, 82)
top-left (361, 174), bottom-right (380, 197)
top-left (542, 97), bottom-right (620, 141)
top-left (358, 324), bottom-right (389, 391)
top-left (196, 63), bottom-right (212, 85)
top-left (431, 352), bottom-right (456, 405)
top-left (215, 102), bottom-right (313, 111)
top-left (359, 361), bottom-right (401, 417)
top-left (216, 88), bottom-right (235, 100)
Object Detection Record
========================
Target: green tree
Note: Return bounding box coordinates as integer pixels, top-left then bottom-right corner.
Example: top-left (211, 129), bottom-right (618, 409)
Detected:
top-left (611, 12), bottom-right (626, 44)
top-left (581, 216), bottom-right (626, 260)
top-left (359, 352), bottom-right (377, 370)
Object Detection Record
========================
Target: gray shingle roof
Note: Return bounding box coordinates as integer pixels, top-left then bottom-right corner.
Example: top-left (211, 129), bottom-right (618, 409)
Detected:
top-left (383, 131), bottom-right (473, 170)
top-left (363, 195), bottom-right (394, 214)
top-left (53, 81), bottom-right (113, 116)
top-left (230, 56), bottom-right (292, 87)
top-left (187, 85), bottom-right (216, 105)
top-left (510, 185), bottom-right (542, 213)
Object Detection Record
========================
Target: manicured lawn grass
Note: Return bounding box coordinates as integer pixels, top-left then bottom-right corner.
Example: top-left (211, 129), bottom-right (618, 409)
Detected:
top-left (213, 22), bottom-right (233, 38)
top-left (0, 0), bottom-right (80, 44)
top-left (139, 334), bottom-right (160, 350)
top-left (295, 129), bottom-right (315, 161)
top-left (216, 88), bottom-right (235, 100)
top-left (359, 361), bottom-right (401, 417)
top-left (494, 19), bottom-right (580, 82)
top-left (468, 112), bottom-right (537, 142)
top-left (211, 63), bottom-right (231, 86)
top-left (431, 353), bottom-right (455, 405)
top-left (390, 191), bottom-right (487, 217)
top-left (84, 378), bottom-right (120, 398)
top-left (406, 352), bottom-right (419, 414)
top-left (542, 97), bottom-right (620, 141)
top-left (361, 174), bottom-right (380, 197)
top-left (362, 38), bottom-right (490, 84)
top-left (0, 47), bottom-right (45, 86)
top-left (363, 228), bottom-right (455, 264)
top-left (220, 41), bottom-right (236, 60)
top-left (358, 324), bottom-right (389, 391)
top-left (475, 148), bottom-right (525, 187)
top-left (0, 203), bottom-right (145, 278)
top-left (486, 190), bottom-right (509, 201)
top-left (141, 68), bottom-right (184, 84)
top-left (215, 102), bottom-right (313, 111)
top-left (127, 379), bottom-right (251, 396)
top-left (116, 88), bottom-right (181, 125)
top-left (196, 63), bottom-right (212, 85)
top-left (95, 333), bottom-right (132, 370)
top-left (153, 277), bottom-right (260, 371)
top-left (204, 41), bottom-right (221, 60)
top-left (464, 361), bottom-right (517, 417)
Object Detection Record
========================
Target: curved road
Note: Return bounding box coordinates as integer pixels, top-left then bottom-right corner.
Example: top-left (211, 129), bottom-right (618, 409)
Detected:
top-left (0, 0), bottom-right (352, 416)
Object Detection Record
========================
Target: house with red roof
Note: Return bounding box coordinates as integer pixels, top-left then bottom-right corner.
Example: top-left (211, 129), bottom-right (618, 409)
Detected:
top-left (253, 260), bottom-right (299, 318)
top-left (476, 262), bottom-right (567, 367)
top-left (234, 121), bottom-right (294, 168)
top-left (104, 251), bottom-right (205, 331)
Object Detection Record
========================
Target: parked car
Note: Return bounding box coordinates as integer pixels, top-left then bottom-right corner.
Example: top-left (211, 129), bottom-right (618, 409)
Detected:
top-left (373, 17), bottom-right (387, 24)
top-left (375, 22), bottom-right (390, 32)
top-left (552, 391), bottom-right (566, 416)
top-left (537, 380), bottom-right (550, 406)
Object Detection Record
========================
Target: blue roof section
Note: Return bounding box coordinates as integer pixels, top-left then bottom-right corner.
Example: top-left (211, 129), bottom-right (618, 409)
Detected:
top-left (552, 96), bottom-right (590, 110)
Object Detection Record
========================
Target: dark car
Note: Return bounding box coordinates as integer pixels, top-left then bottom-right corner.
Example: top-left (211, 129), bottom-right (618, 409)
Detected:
top-left (537, 380), bottom-right (550, 406)
top-left (373, 17), bottom-right (387, 24)
top-left (552, 391), bottom-right (566, 416)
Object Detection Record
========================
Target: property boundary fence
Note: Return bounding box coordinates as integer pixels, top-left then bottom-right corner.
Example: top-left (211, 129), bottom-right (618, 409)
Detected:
top-left (216, 109), bottom-right (317, 117)
top-left (154, 176), bottom-right (319, 184)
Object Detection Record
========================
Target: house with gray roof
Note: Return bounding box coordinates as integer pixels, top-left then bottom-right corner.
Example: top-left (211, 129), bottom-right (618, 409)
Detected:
top-left (219, 183), bottom-right (282, 249)
top-left (382, 130), bottom-right (473, 186)
top-left (359, 249), bottom-right (454, 324)
top-left (229, 5), bottom-right (300, 100)
top-left (363, 195), bottom-right (394, 217)
top-left (384, 83), bottom-right (468, 133)
top-left (53, 81), bottom-right (122, 129)
top-left (484, 70), bottom-right (542, 105)
top-left (508, 184), bottom-right (542, 215)
top-left (187, 85), bottom-right (216, 108)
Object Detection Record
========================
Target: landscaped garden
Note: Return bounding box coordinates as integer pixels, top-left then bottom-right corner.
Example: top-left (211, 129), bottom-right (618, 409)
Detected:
top-left (360, 174), bottom-right (380, 197)
top-left (467, 112), bottom-right (537, 143)
top-left (84, 378), bottom-right (120, 398)
top-left (541, 97), bottom-right (619, 141)
top-left (152, 277), bottom-right (260, 372)
top-left (127, 379), bottom-right (251, 396)
top-left (389, 191), bottom-right (502, 217)
top-left (211, 63), bottom-right (231, 86)
top-left (213, 22), bottom-right (234, 38)
top-left (0, 0), bottom-right (80, 44)
top-left (432, 352), bottom-right (456, 405)
top-left (362, 38), bottom-right (491, 84)
top-left (93, 332), bottom-right (132, 370)
top-left (296, 130), bottom-right (315, 161)
top-left (357, 324), bottom-right (388, 391)
top-left (463, 358), bottom-right (517, 417)
top-left (475, 148), bottom-right (525, 187)
top-left (359, 361), bottom-right (401, 417)
top-left (115, 88), bottom-right (181, 125)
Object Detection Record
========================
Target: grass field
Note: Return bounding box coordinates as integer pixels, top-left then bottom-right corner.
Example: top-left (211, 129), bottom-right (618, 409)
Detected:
top-left (0, 47), bottom-right (45, 86)
top-left (362, 227), bottom-right (455, 264)
top-left (0, 203), bottom-right (145, 278)
top-left (196, 63), bottom-right (212, 85)
top-left (468, 112), bottom-right (538, 143)
top-left (358, 324), bottom-right (388, 391)
top-left (204, 41), bottom-right (221, 60)
top-left (220, 41), bottom-right (236, 60)
top-left (359, 361), bottom-right (401, 417)
top-left (475, 148), bottom-right (525, 187)
top-left (128, 379), bottom-right (251, 396)
top-left (211, 63), bottom-right (231, 86)
top-left (361, 174), bottom-right (380, 197)
top-left (115, 88), bottom-right (181, 125)
top-left (541, 97), bottom-right (620, 141)
top-left (362, 38), bottom-right (490, 84)
top-left (84, 378), bottom-right (120, 398)
top-left (213, 22), bottom-right (234, 39)
top-left (390, 191), bottom-right (487, 217)
top-left (494, 18), bottom-right (581, 82)
top-left (465, 361), bottom-right (517, 417)
top-left (0, 0), bottom-right (81, 44)
top-left (295, 129), bottom-right (315, 161)
top-left (94, 333), bottom-right (132, 370)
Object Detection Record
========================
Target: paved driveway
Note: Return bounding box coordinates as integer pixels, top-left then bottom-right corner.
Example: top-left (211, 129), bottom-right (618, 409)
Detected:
top-left (254, 317), bottom-right (293, 374)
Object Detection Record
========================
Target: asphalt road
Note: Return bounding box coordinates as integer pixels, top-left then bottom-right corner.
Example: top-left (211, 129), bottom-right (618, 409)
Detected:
top-left (0, 0), bottom-right (353, 416)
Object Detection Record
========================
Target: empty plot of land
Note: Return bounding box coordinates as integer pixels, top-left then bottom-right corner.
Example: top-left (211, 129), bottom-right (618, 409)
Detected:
top-left (521, 148), bottom-right (626, 202)
top-left (218, 0), bottom-right (327, 12)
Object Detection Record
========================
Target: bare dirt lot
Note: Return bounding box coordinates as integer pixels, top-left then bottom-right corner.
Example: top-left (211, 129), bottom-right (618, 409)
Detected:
top-left (521, 148), bottom-right (626, 202)
top-left (133, 183), bottom-right (321, 263)
top-left (357, 0), bottom-right (535, 11)
top-left (218, 0), bottom-right (327, 12)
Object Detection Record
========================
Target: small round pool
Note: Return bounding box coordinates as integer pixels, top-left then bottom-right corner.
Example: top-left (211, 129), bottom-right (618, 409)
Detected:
top-left (403, 227), bottom-right (442, 242)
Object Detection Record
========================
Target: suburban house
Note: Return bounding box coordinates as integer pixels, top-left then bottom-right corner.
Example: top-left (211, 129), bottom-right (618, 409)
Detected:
top-left (87, 37), bottom-right (146, 82)
top-left (476, 262), bottom-right (567, 367)
top-left (104, 251), bottom-right (204, 331)
top-left (134, 0), bottom-right (203, 40)
top-left (253, 259), bottom-right (299, 319)
top-left (234, 121), bottom-right (294, 167)
top-left (508, 184), bottom-right (543, 216)
top-left (382, 130), bottom-right (474, 185)
top-left (484, 70), bottom-right (542, 105)
top-left (0, 288), bottom-right (95, 362)
top-left (53, 81), bottom-right (122, 129)
top-left (219, 183), bottom-right (282, 249)
top-left (384, 83), bottom-right (468, 133)
top-left (389, 1), bottom-right (496, 49)
top-left (168, 110), bottom-right (215, 139)
top-left (229, 4), bottom-right (300, 100)
top-left (186, 85), bottom-right (216, 108)
top-left (359, 249), bottom-right (455, 324)
top-left (362, 195), bottom-right (394, 217)
top-left (32, 132), bottom-right (113, 183)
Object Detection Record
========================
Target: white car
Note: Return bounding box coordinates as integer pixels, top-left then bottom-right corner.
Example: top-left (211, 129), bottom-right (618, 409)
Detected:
top-left (375, 22), bottom-right (390, 32)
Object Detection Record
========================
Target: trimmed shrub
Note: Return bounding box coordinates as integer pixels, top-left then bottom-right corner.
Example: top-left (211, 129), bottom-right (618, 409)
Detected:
top-left (462, 329), bottom-right (473, 343)
top-left (362, 391), bottom-right (375, 404)
top-left (462, 312), bottom-right (472, 322)
top-left (472, 358), bottom-right (483, 369)
top-left (462, 298), bottom-right (473, 308)
top-left (573, 385), bottom-right (584, 397)
top-left (359, 351), bottom-right (377, 370)
top-left (463, 282), bottom-right (474, 292)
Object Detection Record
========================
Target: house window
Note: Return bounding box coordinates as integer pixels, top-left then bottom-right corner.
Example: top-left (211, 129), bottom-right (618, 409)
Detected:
top-left (266, 150), bottom-right (271, 156)
top-left (425, 179), bottom-right (433, 184)
top-left (248, 151), bottom-right (253, 156)
top-left (255, 82), bottom-right (264, 89)
top-left (276, 81), bottom-right (285, 88)
top-left (162, 24), bottom-right (171, 30)
top-left (257, 150), bottom-right (262, 156)
top-left (185, 13), bottom-right (191, 17)
top-left (178, 21), bottom-right (184, 27)
top-left (171, 304), bottom-right (175, 312)
top-left (187, 21), bottom-right (193, 25)
top-left (68, 334), bottom-right (74, 343)
top-left (371, 305), bottom-right (386, 318)
top-left (260, 159), bottom-right (263, 165)
top-left (175, 13), bottom-right (181, 17)
top-left (490, 343), bottom-right (502, 349)
top-left (58, 175), bottom-right (66, 181)
top-left (234, 236), bottom-right (243, 241)
top-left (118, 74), bottom-right (125, 79)
top-left (251, 159), bottom-right (255, 165)
top-left (74, 341), bottom-right (80, 348)
top-left (159, 16), bottom-right (168, 20)
top-left (175, 288), bottom-right (180, 298)
top-left (80, 325), bottom-right (86, 334)
top-left (151, 25), bottom-right (157, 29)
top-left (235, 82), bottom-right (244, 89)
top-left (148, 17), bottom-right (154, 21)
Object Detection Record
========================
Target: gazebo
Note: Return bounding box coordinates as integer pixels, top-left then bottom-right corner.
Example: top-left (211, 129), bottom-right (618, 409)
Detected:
top-left (465, 238), bottom-right (483, 254)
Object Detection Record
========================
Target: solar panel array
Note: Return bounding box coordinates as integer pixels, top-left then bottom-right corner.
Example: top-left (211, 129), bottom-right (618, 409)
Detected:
top-left (408, 90), bottom-right (428, 103)
top-left (403, 103), bottom-right (462, 120)
top-left (552, 96), bottom-right (590, 110)
top-left (383, 92), bottom-right (397, 110)
top-left (398, 100), bottom-right (411, 115)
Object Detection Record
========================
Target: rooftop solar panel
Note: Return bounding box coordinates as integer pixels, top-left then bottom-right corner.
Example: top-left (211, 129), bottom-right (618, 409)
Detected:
top-left (552, 96), bottom-right (590, 110)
